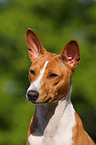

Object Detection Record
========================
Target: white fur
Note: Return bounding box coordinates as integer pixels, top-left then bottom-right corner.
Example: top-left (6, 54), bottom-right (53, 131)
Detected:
top-left (28, 134), bottom-right (43, 145)
top-left (27, 61), bottom-right (48, 92)
top-left (28, 90), bottom-right (76, 145)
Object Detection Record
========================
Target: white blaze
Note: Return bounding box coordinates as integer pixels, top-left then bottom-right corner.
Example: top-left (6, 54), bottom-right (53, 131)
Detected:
top-left (27, 61), bottom-right (48, 92)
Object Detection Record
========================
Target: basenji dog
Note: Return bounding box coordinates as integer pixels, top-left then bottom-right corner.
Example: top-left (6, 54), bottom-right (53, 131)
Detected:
top-left (26, 28), bottom-right (95, 145)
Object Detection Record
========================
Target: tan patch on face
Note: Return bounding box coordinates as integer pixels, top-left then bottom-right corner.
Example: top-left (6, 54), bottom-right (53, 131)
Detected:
top-left (35, 56), bottom-right (72, 103)
top-left (28, 51), bottom-right (73, 104)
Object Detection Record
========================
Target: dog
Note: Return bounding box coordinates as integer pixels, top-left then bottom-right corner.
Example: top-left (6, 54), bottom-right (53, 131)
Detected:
top-left (26, 28), bottom-right (95, 145)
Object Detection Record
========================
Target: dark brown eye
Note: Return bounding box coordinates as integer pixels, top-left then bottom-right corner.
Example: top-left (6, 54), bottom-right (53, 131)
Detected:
top-left (30, 70), bottom-right (35, 75)
top-left (49, 73), bottom-right (58, 78)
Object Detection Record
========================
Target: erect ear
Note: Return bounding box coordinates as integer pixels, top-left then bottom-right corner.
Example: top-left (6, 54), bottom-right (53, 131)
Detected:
top-left (60, 40), bottom-right (80, 70)
top-left (26, 28), bottom-right (46, 60)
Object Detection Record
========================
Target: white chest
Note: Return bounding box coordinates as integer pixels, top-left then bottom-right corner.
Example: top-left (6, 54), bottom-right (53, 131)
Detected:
top-left (28, 101), bottom-right (75, 145)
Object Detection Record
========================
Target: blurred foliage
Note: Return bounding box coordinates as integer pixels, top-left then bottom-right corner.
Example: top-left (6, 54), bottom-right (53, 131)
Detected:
top-left (0, 0), bottom-right (96, 144)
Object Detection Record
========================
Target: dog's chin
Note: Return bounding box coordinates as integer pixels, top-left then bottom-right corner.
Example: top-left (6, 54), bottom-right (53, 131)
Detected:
top-left (29, 97), bottom-right (53, 105)
top-left (27, 98), bottom-right (38, 104)
top-left (29, 96), bottom-right (65, 104)
top-left (26, 98), bottom-right (41, 104)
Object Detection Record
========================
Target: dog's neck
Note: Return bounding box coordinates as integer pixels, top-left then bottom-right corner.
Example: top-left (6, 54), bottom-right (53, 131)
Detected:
top-left (28, 85), bottom-right (78, 145)
top-left (35, 88), bottom-right (74, 135)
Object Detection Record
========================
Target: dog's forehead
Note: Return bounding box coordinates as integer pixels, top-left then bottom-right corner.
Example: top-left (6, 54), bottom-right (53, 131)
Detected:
top-left (31, 53), bottom-right (57, 68)
top-left (31, 54), bottom-right (68, 74)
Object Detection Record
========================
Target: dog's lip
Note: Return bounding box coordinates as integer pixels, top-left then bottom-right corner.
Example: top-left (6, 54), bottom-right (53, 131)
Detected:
top-left (29, 97), bottom-right (52, 104)
top-left (44, 97), bottom-right (52, 103)
top-left (27, 97), bottom-right (37, 104)
top-left (37, 97), bottom-right (53, 104)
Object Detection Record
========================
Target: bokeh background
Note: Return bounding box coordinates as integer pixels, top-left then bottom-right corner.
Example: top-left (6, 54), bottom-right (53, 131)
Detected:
top-left (0, 0), bottom-right (96, 144)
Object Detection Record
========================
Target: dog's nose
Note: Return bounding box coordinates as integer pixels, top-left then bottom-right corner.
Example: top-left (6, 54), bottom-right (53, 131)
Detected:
top-left (27, 90), bottom-right (39, 102)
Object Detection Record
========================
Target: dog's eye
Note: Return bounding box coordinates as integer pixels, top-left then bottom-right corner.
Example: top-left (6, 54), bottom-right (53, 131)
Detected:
top-left (30, 70), bottom-right (35, 75)
top-left (49, 73), bottom-right (58, 78)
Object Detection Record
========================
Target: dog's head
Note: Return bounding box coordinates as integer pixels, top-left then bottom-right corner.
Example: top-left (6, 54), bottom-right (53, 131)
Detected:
top-left (26, 28), bottom-right (80, 104)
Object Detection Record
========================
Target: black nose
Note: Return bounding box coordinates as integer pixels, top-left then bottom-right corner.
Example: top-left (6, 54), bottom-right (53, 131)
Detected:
top-left (27, 90), bottom-right (39, 102)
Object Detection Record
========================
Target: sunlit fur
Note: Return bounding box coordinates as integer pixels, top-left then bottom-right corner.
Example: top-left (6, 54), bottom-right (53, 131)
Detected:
top-left (27, 52), bottom-right (73, 104)
top-left (26, 28), bottom-right (95, 145)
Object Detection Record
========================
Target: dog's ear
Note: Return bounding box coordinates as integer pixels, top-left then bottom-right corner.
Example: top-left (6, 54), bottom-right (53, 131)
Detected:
top-left (26, 28), bottom-right (46, 60)
top-left (59, 40), bottom-right (80, 70)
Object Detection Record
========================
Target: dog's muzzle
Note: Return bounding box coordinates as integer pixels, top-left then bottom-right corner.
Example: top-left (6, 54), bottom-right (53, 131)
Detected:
top-left (27, 90), bottom-right (39, 103)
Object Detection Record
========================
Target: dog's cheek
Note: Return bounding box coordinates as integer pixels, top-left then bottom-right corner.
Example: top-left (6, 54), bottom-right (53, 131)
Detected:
top-left (53, 79), bottom-right (70, 101)
top-left (58, 83), bottom-right (69, 98)
top-left (39, 81), bottom-right (49, 101)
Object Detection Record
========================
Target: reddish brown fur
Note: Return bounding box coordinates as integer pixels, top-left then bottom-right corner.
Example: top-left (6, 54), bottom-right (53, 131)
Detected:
top-left (72, 112), bottom-right (95, 145)
top-left (40, 56), bottom-right (71, 103)
top-left (26, 28), bottom-right (95, 145)
top-left (28, 51), bottom-right (73, 104)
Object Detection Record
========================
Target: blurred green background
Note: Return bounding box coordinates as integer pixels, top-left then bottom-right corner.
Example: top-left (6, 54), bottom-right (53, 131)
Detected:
top-left (0, 0), bottom-right (96, 144)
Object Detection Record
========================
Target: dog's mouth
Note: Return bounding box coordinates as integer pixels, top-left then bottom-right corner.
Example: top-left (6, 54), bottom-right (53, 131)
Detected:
top-left (30, 96), bottom-right (52, 104)
top-left (44, 97), bottom-right (52, 103)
